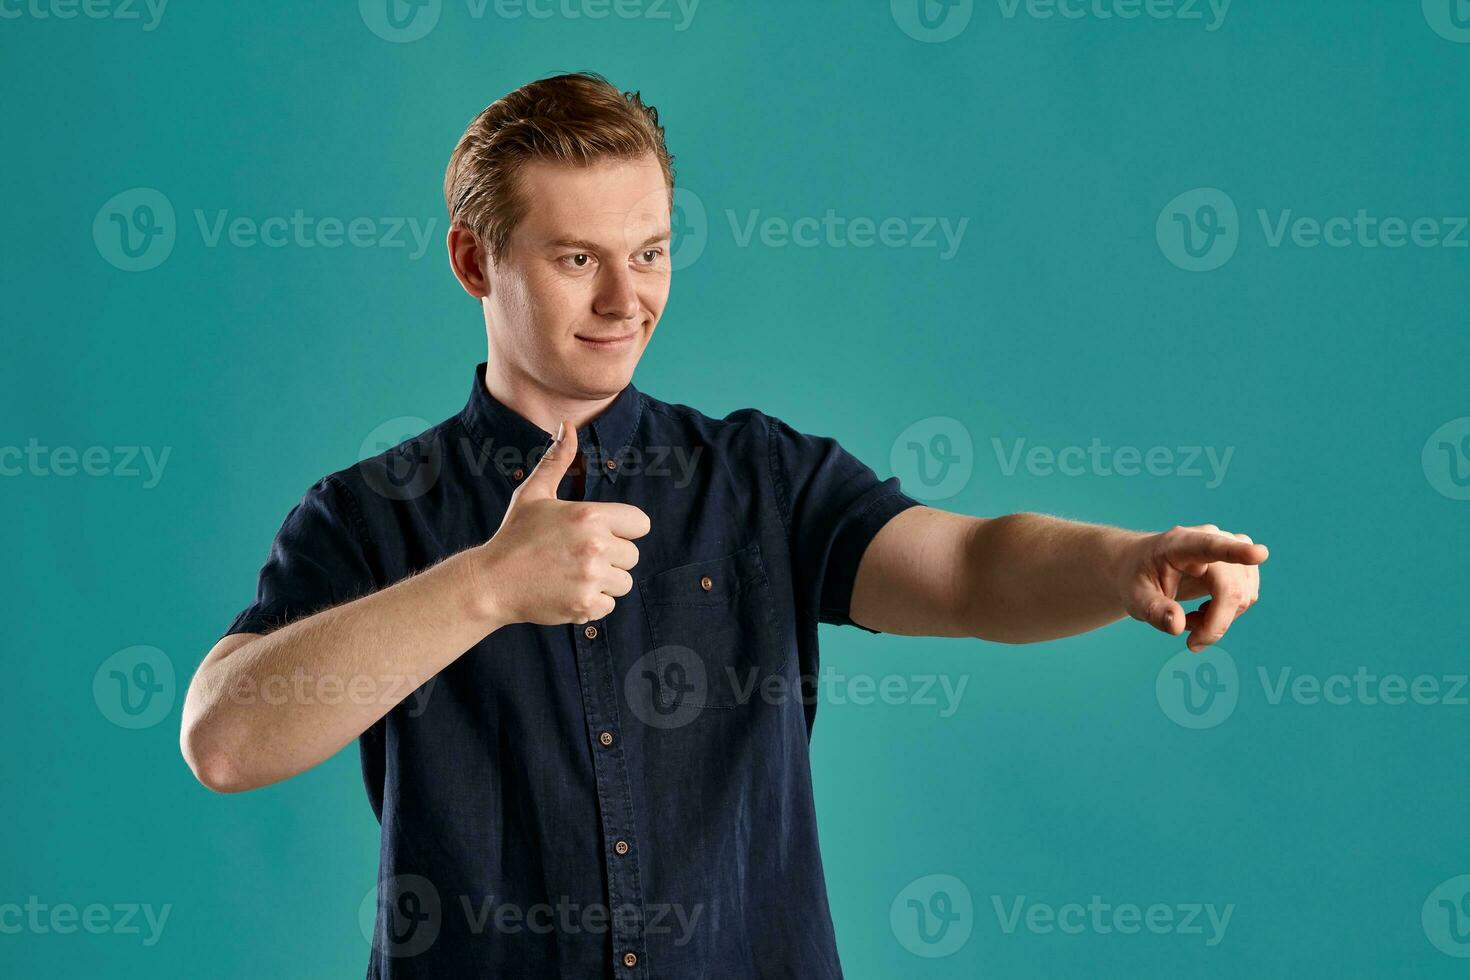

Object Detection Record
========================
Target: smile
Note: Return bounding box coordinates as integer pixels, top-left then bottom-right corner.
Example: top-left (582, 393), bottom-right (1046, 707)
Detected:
top-left (575, 332), bottom-right (638, 350)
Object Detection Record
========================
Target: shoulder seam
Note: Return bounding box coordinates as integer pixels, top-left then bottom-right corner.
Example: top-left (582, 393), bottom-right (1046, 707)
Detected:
top-left (642, 396), bottom-right (763, 429)
top-left (766, 414), bottom-right (794, 540)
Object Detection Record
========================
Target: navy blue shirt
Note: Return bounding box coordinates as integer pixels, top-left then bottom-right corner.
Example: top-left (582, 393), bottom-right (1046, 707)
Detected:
top-left (226, 363), bottom-right (923, 978)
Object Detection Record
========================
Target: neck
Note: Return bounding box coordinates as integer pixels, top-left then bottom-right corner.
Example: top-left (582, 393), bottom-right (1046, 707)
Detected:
top-left (482, 356), bottom-right (617, 439)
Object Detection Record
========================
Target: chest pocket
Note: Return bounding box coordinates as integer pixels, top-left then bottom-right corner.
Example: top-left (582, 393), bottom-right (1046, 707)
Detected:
top-left (638, 543), bottom-right (784, 710)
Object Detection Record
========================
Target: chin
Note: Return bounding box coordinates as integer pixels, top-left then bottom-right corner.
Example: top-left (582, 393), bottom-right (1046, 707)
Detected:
top-left (564, 357), bottom-right (634, 394)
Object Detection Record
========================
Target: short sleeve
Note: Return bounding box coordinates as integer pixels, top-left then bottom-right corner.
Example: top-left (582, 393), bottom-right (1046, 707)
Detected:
top-left (224, 475), bottom-right (377, 637)
top-left (767, 416), bottom-right (923, 633)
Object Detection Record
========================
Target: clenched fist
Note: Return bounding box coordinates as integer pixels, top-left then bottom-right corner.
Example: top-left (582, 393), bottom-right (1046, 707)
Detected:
top-left (472, 420), bottom-right (651, 626)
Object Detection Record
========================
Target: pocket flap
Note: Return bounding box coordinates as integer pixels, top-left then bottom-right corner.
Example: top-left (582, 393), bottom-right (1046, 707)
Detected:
top-left (639, 543), bottom-right (766, 607)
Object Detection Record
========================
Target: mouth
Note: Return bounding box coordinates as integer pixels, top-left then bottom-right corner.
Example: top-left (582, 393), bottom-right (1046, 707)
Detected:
top-left (574, 331), bottom-right (639, 351)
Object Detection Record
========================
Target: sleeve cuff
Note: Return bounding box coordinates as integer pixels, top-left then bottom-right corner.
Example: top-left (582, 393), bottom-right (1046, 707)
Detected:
top-left (821, 489), bottom-right (924, 633)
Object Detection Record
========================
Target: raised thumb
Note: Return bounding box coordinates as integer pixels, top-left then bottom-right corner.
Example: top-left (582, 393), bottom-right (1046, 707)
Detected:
top-left (519, 419), bottom-right (577, 499)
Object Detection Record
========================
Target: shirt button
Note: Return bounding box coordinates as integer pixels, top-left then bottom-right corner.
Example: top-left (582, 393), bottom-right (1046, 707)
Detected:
top-left (614, 839), bottom-right (629, 855)
top-left (622, 952), bottom-right (638, 968)
top-left (606, 458), bottom-right (618, 470)
top-left (700, 575), bottom-right (713, 591)
top-left (584, 625), bottom-right (598, 639)
top-left (599, 731), bottom-right (614, 747)
top-left (512, 466), bottom-right (524, 480)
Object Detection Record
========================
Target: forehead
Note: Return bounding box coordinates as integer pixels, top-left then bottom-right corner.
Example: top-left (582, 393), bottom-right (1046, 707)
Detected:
top-left (514, 153), bottom-right (670, 244)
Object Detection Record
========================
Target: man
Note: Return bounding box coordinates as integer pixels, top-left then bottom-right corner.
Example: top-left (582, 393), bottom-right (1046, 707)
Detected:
top-left (180, 72), bottom-right (1266, 978)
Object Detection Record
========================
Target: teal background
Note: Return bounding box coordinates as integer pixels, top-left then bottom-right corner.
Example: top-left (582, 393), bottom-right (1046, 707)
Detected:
top-left (4, 0), bottom-right (1469, 975)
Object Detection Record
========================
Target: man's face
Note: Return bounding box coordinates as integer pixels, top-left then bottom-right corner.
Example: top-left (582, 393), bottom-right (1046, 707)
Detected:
top-left (483, 152), bottom-right (671, 401)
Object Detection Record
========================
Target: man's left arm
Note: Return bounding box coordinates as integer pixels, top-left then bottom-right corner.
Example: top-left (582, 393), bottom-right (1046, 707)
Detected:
top-left (849, 508), bottom-right (1268, 652)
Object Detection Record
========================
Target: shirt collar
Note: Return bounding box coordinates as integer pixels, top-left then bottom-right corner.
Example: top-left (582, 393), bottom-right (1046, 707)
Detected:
top-left (458, 361), bottom-right (644, 487)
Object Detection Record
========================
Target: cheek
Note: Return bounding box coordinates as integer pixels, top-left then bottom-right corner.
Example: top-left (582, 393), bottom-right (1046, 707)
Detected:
top-left (641, 275), bottom-right (671, 319)
top-left (500, 271), bottom-right (568, 338)
top-left (523, 269), bottom-right (586, 320)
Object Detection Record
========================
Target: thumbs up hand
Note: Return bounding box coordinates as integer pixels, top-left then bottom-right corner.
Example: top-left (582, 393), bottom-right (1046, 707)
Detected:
top-left (472, 420), bottom-right (652, 626)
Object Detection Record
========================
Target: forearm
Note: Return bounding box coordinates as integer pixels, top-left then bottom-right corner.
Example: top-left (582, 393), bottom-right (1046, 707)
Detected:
top-left (181, 547), bottom-right (503, 792)
top-left (964, 512), bottom-right (1148, 643)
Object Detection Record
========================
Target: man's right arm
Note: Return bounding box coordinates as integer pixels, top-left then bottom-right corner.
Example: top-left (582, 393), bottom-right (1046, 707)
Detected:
top-left (180, 421), bottom-right (649, 793)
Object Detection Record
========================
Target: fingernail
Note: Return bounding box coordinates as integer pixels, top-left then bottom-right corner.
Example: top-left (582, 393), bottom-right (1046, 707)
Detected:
top-left (554, 421), bottom-right (565, 443)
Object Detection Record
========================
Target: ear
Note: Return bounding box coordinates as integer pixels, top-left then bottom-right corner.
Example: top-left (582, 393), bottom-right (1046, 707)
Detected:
top-left (448, 225), bottom-right (490, 299)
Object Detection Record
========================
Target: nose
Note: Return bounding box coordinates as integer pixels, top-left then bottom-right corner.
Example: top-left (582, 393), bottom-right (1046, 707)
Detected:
top-left (592, 264), bottom-right (640, 322)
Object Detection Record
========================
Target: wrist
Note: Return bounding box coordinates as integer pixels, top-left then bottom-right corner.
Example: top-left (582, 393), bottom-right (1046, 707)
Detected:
top-left (1103, 526), bottom-right (1152, 605)
top-left (453, 544), bottom-right (510, 634)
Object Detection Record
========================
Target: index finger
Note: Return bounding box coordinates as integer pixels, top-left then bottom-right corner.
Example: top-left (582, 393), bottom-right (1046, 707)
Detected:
top-left (1165, 529), bottom-right (1269, 567)
top-left (589, 501), bottom-right (652, 540)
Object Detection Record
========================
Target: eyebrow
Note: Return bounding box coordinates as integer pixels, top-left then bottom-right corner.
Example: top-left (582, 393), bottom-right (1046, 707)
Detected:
top-left (544, 231), bottom-right (671, 253)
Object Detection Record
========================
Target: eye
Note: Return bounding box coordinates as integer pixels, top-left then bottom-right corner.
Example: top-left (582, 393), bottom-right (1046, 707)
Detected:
top-left (636, 248), bottom-right (665, 266)
top-left (561, 253), bottom-right (595, 270)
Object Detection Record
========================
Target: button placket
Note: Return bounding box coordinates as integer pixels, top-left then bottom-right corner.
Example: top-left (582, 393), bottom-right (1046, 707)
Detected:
top-left (573, 619), bottom-right (648, 977)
